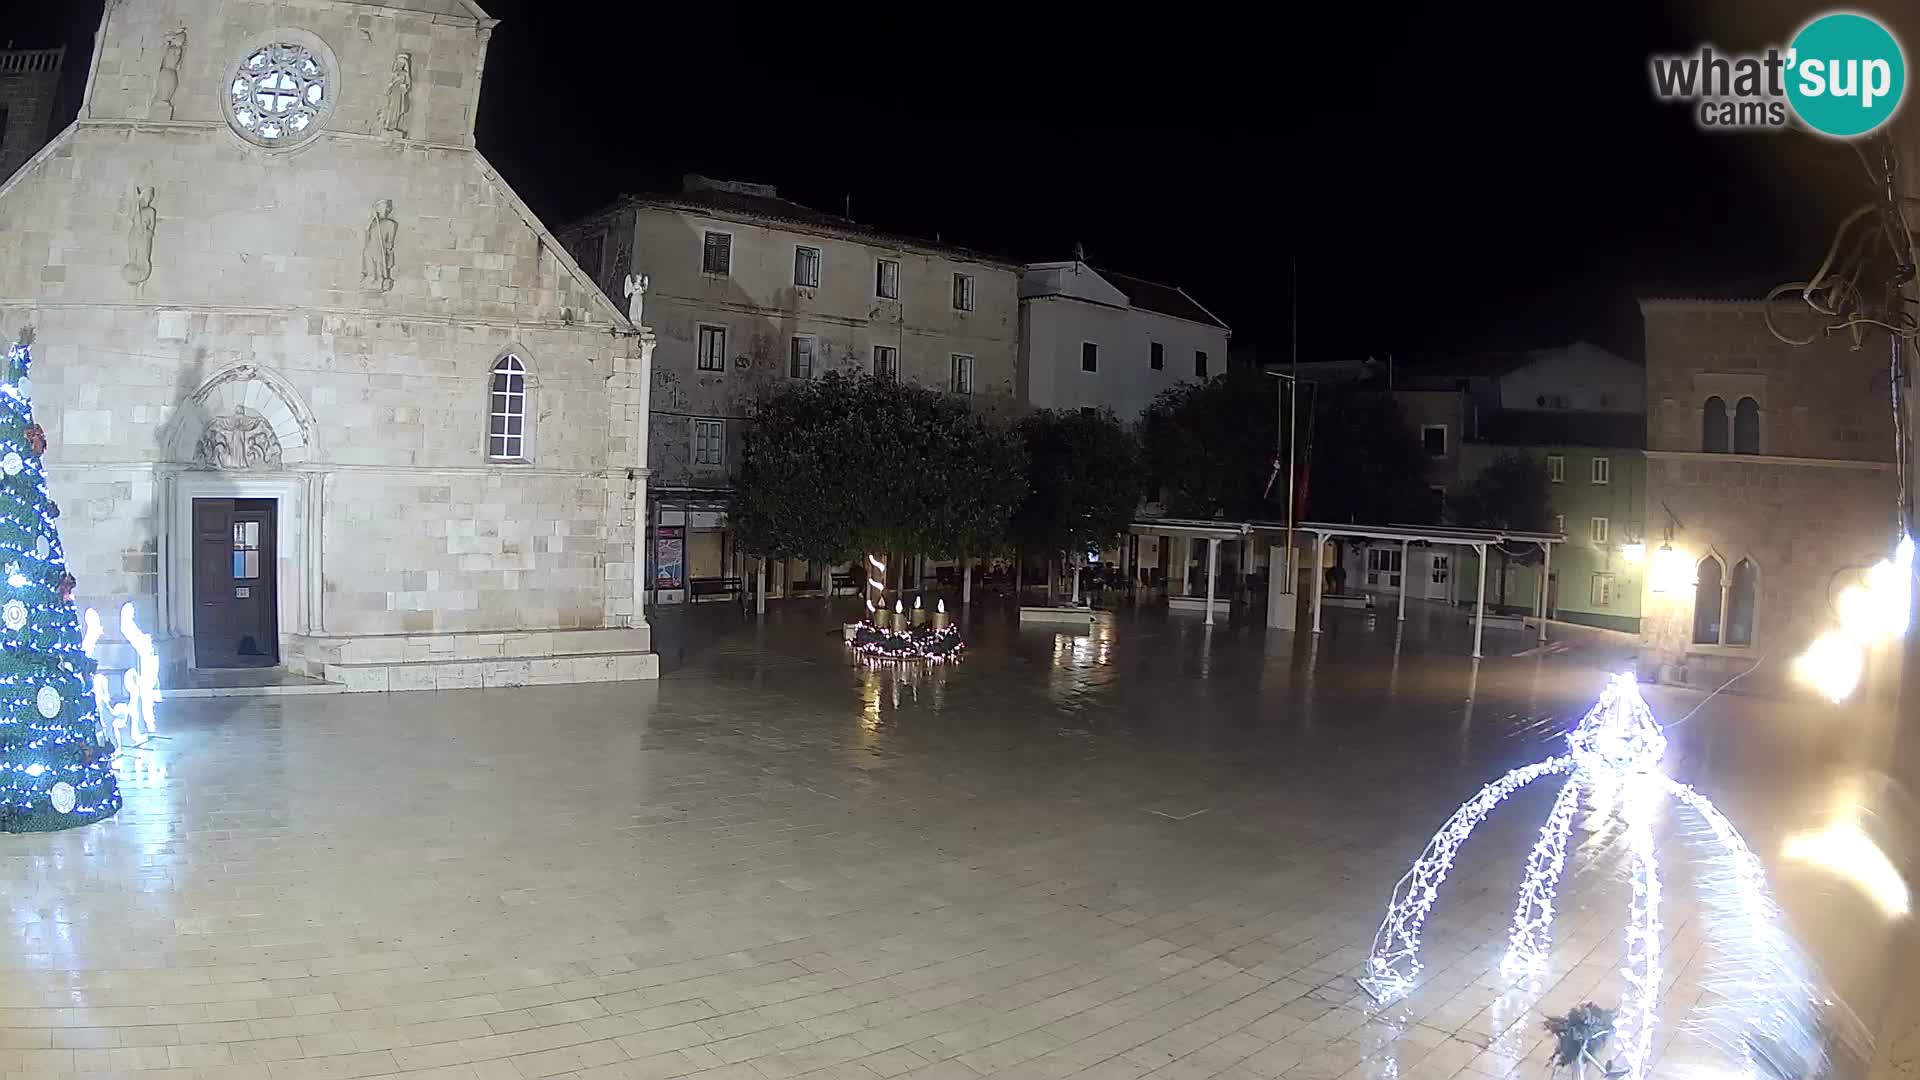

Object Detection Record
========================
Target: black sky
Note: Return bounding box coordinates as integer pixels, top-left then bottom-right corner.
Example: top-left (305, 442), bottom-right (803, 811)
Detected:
top-left (6, 1), bottom-right (1893, 361)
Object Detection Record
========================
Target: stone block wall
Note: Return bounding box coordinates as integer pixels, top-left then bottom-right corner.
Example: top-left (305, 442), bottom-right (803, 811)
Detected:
top-left (0, 48), bottom-right (64, 182)
top-left (1640, 300), bottom-right (1898, 692)
top-left (0, 0), bottom-right (648, 672)
top-left (1643, 301), bottom-right (1895, 460)
top-left (86, 0), bottom-right (485, 147)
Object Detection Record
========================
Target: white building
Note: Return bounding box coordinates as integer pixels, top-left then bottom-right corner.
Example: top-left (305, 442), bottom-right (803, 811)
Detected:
top-left (1018, 260), bottom-right (1230, 423)
top-left (560, 177), bottom-right (1020, 603)
top-left (0, 0), bottom-right (657, 689)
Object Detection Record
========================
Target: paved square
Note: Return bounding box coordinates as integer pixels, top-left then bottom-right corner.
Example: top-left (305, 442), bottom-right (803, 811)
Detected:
top-left (0, 603), bottom-right (1900, 1079)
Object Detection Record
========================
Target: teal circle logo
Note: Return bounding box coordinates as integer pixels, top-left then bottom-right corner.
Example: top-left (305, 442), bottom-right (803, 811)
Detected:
top-left (1786, 13), bottom-right (1907, 137)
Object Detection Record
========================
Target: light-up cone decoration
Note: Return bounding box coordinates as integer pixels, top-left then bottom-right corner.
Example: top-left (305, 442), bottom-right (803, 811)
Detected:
top-left (1358, 674), bottom-right (1828, 1080)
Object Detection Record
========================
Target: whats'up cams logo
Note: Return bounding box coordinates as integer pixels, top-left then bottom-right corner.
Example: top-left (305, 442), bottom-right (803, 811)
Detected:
top-left (1651, 11), bottom-right (1906, 137)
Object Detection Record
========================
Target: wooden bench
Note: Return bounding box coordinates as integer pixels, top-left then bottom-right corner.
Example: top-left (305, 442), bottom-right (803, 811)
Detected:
top-left (690, 576), bottom-right (743, 598)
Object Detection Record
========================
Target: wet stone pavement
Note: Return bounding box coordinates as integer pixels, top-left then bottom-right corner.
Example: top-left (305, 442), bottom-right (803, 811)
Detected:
top-left (1, 597), bottom-right (1906, 1080)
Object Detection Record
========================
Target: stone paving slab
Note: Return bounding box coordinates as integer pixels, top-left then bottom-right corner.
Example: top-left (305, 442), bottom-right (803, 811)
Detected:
top-left (0, 602), bottom-right (1898, 1079)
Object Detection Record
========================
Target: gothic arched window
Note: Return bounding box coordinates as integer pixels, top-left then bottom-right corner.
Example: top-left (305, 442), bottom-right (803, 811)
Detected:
top-left (1726, 559), bottom-right (1757, 646)
top-left (1702, 396), bottom-right (1728, 453)
top-left (1692, 555), bottom-right (1724, 645)
top-left (1734, 397), bottom-right (1760, 455)
top-left (488, 354), bottom-right (530, 462)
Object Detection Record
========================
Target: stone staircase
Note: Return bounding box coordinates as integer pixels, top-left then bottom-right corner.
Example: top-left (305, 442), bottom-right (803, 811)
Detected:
top-left (286, 626), bottom-right (658, 692)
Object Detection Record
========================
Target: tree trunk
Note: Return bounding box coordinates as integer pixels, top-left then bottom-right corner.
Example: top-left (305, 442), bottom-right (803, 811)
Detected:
top-left (822, 560), bottom-right (833, 612)
top-left (1496, 549), bottom-right (1509, 609)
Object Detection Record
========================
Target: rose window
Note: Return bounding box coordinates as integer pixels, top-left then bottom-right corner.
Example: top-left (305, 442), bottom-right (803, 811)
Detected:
top-left (227, 42), bottom-right (329, 146)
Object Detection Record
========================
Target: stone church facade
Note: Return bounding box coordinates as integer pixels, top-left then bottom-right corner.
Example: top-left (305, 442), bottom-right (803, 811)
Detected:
top-left (1638, 298), bottom-right (1896, 695)
top-left (0, 0), bottom-right (657, 689)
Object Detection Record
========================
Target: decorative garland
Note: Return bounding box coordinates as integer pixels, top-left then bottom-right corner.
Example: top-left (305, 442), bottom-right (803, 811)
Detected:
top-left (850, 621), bottom-right (965, 662)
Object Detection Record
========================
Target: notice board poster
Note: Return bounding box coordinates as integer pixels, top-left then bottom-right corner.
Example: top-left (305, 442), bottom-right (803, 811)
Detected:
top-left (654, 526), bottom-right (685, 589)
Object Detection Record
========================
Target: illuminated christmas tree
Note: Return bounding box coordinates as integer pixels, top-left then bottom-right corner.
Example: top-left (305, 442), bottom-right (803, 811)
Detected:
top-left (0, 332), bottom-right (119, 832)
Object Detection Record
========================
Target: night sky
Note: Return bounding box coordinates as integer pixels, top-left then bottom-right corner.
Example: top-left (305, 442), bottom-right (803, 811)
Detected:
top-left (7, 1), bottom-right (1895, 361)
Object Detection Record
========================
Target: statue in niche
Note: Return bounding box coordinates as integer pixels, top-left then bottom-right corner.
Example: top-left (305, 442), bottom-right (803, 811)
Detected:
top-left (623, 272), bottom-right (648, 327)
top-left (151, 28), bottom-right (185, 120)
top-left (194, 412), bottom-right (282, 470)
top-left (122, 186), bottom-right (156, 285)
top-left (381, 52), bottom-right (413, 135)
top-left (362, 199), bottom-right (396, 293)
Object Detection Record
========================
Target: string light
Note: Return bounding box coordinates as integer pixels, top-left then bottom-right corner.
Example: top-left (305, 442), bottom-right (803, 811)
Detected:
top-left (1361, 674), bottom-right (1815, 1080)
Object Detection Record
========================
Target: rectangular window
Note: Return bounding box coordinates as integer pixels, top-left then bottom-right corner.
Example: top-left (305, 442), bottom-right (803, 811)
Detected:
top-left (697, 325), bottom-right (727, 372)
top-left (692, 419), bottom-right (725, 467)
top-left (875, 258), bottom-right (900, 299)
top-left (701, 231), bottom-right (732, 275)
top-left (873, 345), bottom-right (898, 380)
top-left (232, 520), bottom-right (261, 580)
top-left (789, 336), bottom-right (815, 379)
top-left (1431, 554), bottom-right (1450, 584)
top-left (794, 245), bottom-right (822, 288)
top-left (1195, 350), bottom-right (1209, 377)
top-left (1150, 342), bottom-right (1164, 370)
top-left (1546, 454), bottom-right (1566, 483)
top-left (1553, 512), bottom-right (1566, 535)
top-left (1366, 547), bottom-right (1403, 588)
top-left (952, 272), bottom-right (975, 311)
top-left (1421, 424), bottom-right (1448, 458)
top-left (1591, 456), bottom-right (1611, 485)
top-left (1590, 573), bottom-right (1615, 607)
top-left (950, 353), bottom-right (973, 395)
top-left (1589, 516), bottom-right (1609, 545)
top-left (1081, 342), bottom-right (1099, 372)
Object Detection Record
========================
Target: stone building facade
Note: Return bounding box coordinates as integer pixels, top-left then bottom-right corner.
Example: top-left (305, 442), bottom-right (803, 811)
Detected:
top-left (1017, 259), bottom-right (1229, 424)
top-left (1638, 298), bottom-right (1897, 693)
top-left (0, 0), bottom-right (657, 689)
top-left (0, 47), bottom-right (65, 182)
top-left (560, 177), bottom-right (1018, 602)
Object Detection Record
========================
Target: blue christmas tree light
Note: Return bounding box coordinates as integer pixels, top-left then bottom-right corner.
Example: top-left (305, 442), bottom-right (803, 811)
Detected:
top-left (0, 332), bottom-right (120, 832)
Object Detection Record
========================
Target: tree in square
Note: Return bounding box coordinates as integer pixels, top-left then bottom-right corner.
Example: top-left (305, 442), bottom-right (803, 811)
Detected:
top-left (0, 331), bottom-right (119, 832)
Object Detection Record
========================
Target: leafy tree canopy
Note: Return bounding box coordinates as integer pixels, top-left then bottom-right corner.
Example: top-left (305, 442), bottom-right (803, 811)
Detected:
top-left (1140, 373), bottom-right (1439, 526)
top-left (1139, 368), bottom-right (1278, 520)
top-left (1449, 451), bottom-right (1552, 534)
top-left (731, 372), bottom-right (1026, 565)
top-left (1010, 408), bottom-right (1141, 560)
top-left (1305, 387), bottom-right (1442, 527)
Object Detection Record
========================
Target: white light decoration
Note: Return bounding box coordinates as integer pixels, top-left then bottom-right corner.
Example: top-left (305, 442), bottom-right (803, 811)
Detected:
top-left (80, 603), bottom-right (162, 749)
top-left (937, 599), bottom-right (947, 614)
top-left (34, 685), bottom-right (60, 719)
top-left (47, 781), bottom-right (75, 815)
top-left (80, 607), bottom-right (102, 658)
top-left (3, 600), bottom-right (26, 632)
top-left (1360, 673), bottom-right (1819, 1080)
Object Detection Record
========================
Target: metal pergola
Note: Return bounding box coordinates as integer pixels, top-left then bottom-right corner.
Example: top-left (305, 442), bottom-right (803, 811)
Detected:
top-left (1296, 521), bottom-right (1566, 658)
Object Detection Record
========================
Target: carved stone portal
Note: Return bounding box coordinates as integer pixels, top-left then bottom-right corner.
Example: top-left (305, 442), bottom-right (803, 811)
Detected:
top-left (194, 411), bottom-right (283, 470)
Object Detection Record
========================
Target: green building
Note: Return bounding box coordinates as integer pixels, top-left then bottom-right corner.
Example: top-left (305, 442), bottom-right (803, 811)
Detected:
top-left (1454, 412), bottom-right (1647, 634)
